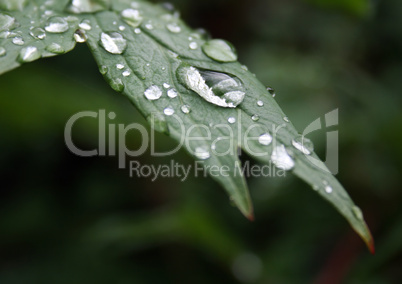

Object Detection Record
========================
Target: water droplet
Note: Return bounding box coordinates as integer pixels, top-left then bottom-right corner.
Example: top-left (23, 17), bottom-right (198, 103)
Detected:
top-left (267, 87), bottom-right (276, 97)
top-left (78, 19), bottom-right (91, 30)
top-left (228, 117), bottom-right (236, 124)
top-left (100, 32), bottom-right (127, 54)
top-left (99, 65), bottom-right (108, 75)
top-left (0, 13), bottom-right (18, 32)
top-left (325, 185), bottom-right (333, 193)
top-left (46, 42), bottom-right (65, 54)
top-left (195, 146), bottom-right (210, 160)
top-left (251, 114), bottom-right (259, 121)
top-left (313, 184), bottom-right (319, 191)
top-left (144, 85), bottom-right (162, 100)
top-left (12, 36), bottom-right (24, 45)
top-left (110, 78), bottom-right (124, 92)
top-left (189, 41), bottom-right (198, 49)
top-left (0, 0), bottom-right (28, 11)
top-left (283, 116), bottom-right (290, 123)
top-left (271, 145), bottom-right (295, 171)
top-left (29, 27), bottom-right (46, 39)
top-left (258, 133), bottom-right (272, 146)
top-left (202, 39), bottom-right (237, 62)
top-left (134, 28), bottom-right (141, 34)
top-left (167, 88), bottom-right (178, 98)
top-left (66, 0), bottom-right (108, 14)
top-left (121, 8), bottom-right (143, 27)
top-left (352, 206), bottom-right (363, 220)
top-left (177, 66), bottom-right (245, 108)
top-left (45, 17), bottom-right (69, 33)
top-left (257, 100), bottom-right (264, 107)
top-left (161, 2), bottom-right (175, 12)
top-left (116, 63), bottom-right (124, 70)
top-left (241, 65), bottom-right (248, 71)
top-left (145, 22), bottom-right (153, 30)
top-left (161, 67), bottom-right (166, 71)
top-left (181, 105), bottom-right (190, 114)
top-left (18, 46), bottom-right (41, 62)
top-left (292, 135), bottom-right (314, 155)
top-left (73, 29), bottom-right (86, 43)
top-left (166, 22), bottom-right (181, 33)
top-left (0, 46), bottom-right (6, 57)
top-left (163, 83), bottom-right (170, 89)
top-left (164, 107), bottom-right (174, 116)
top-left (122, 70), bottom-right (131, 77)
top-left (119, 25), bottom-right (125, 31)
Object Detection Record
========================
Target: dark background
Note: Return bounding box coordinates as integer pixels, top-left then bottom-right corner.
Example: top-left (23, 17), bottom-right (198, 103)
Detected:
top-left (1, 0), bottom-right (401, 283)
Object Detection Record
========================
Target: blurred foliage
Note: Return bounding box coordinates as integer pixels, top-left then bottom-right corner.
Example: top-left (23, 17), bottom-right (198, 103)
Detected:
top-left (0, 0), bottom-right (401, 283)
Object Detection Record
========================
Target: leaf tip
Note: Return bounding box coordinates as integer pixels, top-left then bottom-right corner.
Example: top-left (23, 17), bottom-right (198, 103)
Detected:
top-left (366, 232), bottom-right (375, 255)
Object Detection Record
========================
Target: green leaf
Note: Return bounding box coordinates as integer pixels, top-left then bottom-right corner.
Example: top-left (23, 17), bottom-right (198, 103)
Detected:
top-left (0, 0), bottom-right (374, 252)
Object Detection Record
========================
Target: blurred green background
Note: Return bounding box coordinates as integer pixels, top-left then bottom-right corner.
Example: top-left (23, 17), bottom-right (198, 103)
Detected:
top-left (1, 0), bottom-right (401, 283)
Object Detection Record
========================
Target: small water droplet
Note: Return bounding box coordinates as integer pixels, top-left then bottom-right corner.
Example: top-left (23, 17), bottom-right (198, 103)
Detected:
top-left (145, 22), bottom-right (153, 30)
top-left (46, 42), bottom-right (65, 54)
top-left (144, 85), bottom-right (162, 100)
top-left (73, 29), bottom-right (86, 43)
top-left (228, 117), bottom-right (236, 124)
top-left (119, 25), bottom-right (125, 31)
top-left (122, 70), bottom-right (131, 77)
top-left (325, 185), bottom-right (333, 193)
top-left (195, 146), bottom-right (210, 160)
top-left (257, 100), bottom-right (264, 107)
top-left (163, 83), bottom-right (170, 89)
top-left (99, 65), bottom-right (108, 75)
top-left (283, 116), bottom-right (290, 123)
top-left (161, 67), bottom-right (166, 71)
top-left (177, 66), bottom-right (245, 108)
top-left (45, 17), bottom-right (69, 33)
top-left (241, 65), bottom-right (248, 71)
top-left (29, 27), bottom-right (46, 39)
top-left (0, 46), bottom-right (6, 57)
top-left (0, 13), bottom-right (18, 32)
top-left (167, 88), bottom-right (178, 98)
top-left (110, 78), bottom-right (124, 92)
top-left (202, 39), bottom-right (237, 62)
top-left (78, 19), bottom-right (91, 30)
top-left (116, 63), bottom-right (124, 69)
top-left (121, 8), bottom-right (143, 27)
top-left (134, 28), bottom-right (141, 34)
top-left (66, 0), bottom-right (108, 14)
top-left (251, 114), bottom-right (259, 121)
top-left (271, 145), bottom-right (295, 171)
top-left (292, 135), bottom-right (314, 155)
top-left (181, 105), bottom-right (190, 114)
top-left (352, 206), bottom-right (363, 220)
top-left (267, 87), bottom-right (276, 97)
top-left (12, 36), bottom-right (24, 45)
top-left (313, 184), bottom-right (319, 191)
top-left (18, 46), bottom-right (41, 62)
top-left (164, 107), bottom-right (174, 116)
top-left (166, 22), bottom-right (181, 33)
top-left (100, 32), bottom-right (127, 54)
top-left (258, 133), bottom-right (272, 146)
top-left (189, 41), bottom-right (198, 49)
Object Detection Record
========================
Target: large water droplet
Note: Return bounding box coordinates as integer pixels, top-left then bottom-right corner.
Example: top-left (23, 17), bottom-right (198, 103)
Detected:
top-left (0, 46), bottom-right (6, 57)
top-left (144, 85), bottom-right (162, 100)
top-left (122, 70), bottom-right (131, 77)
top-left (202, 39), bottom-right (237, 62)
top-left (18, 46), bottom-right (41, 62)
top-left (167, 88), bottom-right (178, 98)
top-left (189, 41), bottom-right (198, 49)
top-left (110, 78), bottom-right (124, 92)
top-left (352, 206), bottom-right (363, 220)
top-left (0, 13), bottom-right (18, 31)
top-left (66, 0), bottom-right (108, 14)
top-left (177, 66), bottom-right (245, 108)
top-left (195, 146), bottom-right (210, 160)
top-left (257, 100), bottom-right (264, 107)
top-left (29, 27), bottom-right (46, 40)
top-left (73, 29), bottom-right (87, 43)
top-left (45, 17), bottom-right (69, 33)
top-left (46, 42), bottom-right (65, 54)
top-left (12, 36), bottom-right (24, 45)
top-left (271, 145), bottom-right (295, 171)
top-left (121, 8), bottom-right (143, 27)
top-left (258, 133), bottom-right (272, 146)
top-left (292, 135), bottom-right (314, 155)
top-left (100, 32), bottom-right (127, 54)
top-left (166, 22), bottom-right (181, 33)
top-left (164, 107), bottom-right (174, 116)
